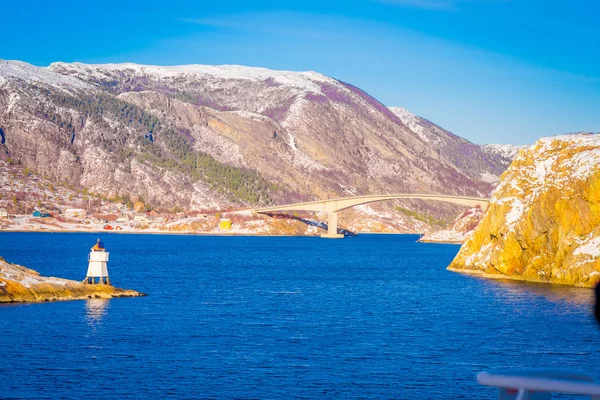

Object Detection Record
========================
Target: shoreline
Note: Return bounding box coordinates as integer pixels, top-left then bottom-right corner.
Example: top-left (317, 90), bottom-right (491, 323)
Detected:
top-left (0, 229), bottom-right (463, 242)
top-left (0, 287), bottom-right (147, 304)
top-left (418, 239), bottom-right (462, 245)
top-left (447, 266), bottom-right (597, 289)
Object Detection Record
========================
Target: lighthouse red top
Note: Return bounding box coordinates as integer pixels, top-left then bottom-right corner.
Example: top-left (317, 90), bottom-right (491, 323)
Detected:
top-left (91, 239), bottom-right (105, 251)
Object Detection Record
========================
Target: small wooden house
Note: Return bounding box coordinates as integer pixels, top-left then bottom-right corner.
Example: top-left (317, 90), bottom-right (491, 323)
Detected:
top-left (219, 218), bottom-right (232, 231)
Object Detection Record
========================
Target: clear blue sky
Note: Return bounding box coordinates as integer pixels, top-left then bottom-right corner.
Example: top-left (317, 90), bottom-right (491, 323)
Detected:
top-left (1, 0), bottom-right (598, 145)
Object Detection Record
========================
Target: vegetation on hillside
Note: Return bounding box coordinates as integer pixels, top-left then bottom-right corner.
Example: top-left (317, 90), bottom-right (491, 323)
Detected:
top-left (395, 206), bottom-right (447, 228)
top-left (32, 88), bottom-right (280, 205)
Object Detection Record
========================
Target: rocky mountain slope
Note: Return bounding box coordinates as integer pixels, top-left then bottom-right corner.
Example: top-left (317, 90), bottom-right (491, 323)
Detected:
top-left (448, 134), bottom-right (600, 287)
top-left (0, 256), bottom-right (145, 303)
top-left (418, 205), bottom-right (485, 243)
top-left (388, 107), bottom-right (514, 184)
top-left (0, 158), bottom-right (93, 215)
top-left (0, 60), bottom-right (510, 227)
top-left (482, 144), bottom-right (528, 167)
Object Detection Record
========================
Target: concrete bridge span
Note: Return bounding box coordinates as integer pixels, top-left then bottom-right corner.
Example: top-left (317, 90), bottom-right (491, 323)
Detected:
top-left (254, 194), bottom-right (490, 238)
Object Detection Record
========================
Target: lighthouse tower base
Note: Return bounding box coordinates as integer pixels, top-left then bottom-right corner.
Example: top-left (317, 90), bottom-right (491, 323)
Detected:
top-left (83, 276), bottom-right (111, 285)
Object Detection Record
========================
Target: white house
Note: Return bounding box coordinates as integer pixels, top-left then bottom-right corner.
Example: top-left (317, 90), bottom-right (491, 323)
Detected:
top-left (134, 214), bottom-right (152, 224)
top-left (0, 208), bottom-right (8, 218)
top-left (150, 217), bottom-right (165, 225)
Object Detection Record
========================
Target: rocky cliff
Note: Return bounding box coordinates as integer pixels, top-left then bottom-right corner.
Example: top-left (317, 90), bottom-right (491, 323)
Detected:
top-left (0, 256), bottom-right (145, 303)
top-left (448, 134), bottom-right (600, 287)
top-left (0, 60), bottom-right (508, 227)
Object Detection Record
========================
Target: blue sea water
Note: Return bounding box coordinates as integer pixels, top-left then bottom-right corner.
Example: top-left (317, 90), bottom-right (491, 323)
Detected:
top-left (0, 232), bottom-right (597, 399)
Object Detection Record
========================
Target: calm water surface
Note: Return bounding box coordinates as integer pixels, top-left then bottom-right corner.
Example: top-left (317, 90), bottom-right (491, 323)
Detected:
top-left (0, 232), bottom-right (597, 399)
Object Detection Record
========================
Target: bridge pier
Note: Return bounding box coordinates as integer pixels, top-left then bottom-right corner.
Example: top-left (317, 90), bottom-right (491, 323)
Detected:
top-left (321, 211), bottom-right (344, 239)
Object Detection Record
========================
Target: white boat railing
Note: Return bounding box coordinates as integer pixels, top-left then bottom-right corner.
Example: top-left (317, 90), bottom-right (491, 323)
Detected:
top-left (478, 369), bottom-right (600, 400)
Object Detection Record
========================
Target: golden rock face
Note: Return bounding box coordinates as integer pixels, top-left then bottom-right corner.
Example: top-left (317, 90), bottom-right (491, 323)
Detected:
top-left (448, 134), bottom-right (600, 287)
top-left (0, 256), bottom-right (145, 303)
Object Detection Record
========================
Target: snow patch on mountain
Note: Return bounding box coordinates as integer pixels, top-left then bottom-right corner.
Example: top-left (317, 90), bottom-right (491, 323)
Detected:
top-left (574, 234), bottom-right (600, 258)
top-left (3, 91), bottom-right (21, 115)
top-left (282, 96), bottom-right (310, 128)
top-left (278, 97), bottom-right (328, 171)
top-left (388, 106), bottom-right (471, 148)
top-left (353, 204), bottom-right (396, 220)
top-left (224, 110), bottom-right (273, 122)
top-left (192, 125), bottom-right (246, 168)
top-left (388, 107), bottom-right (431, 142)
top-left (480, 172), bottom-right (500, 184)
top-left (49, 62), bottom-right (335, 95)
top-left (482, 144), bottom-right (527, 160)
top-left (0, 60), bottom-right (92, 91)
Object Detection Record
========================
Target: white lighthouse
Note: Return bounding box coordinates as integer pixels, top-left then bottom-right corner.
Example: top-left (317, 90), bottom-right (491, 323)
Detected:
top-left (84, 239), bottom-right (110, 285)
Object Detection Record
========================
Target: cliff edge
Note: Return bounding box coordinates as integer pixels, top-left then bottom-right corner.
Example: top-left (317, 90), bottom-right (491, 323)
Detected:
top-left (448, 134), bottom-right (600, 287)
top-left (0, 256), bottom-right (145, 303)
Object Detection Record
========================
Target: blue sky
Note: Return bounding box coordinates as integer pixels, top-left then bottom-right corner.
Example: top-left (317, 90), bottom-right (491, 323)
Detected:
top-left (1, 0), bottom-right (598, 145)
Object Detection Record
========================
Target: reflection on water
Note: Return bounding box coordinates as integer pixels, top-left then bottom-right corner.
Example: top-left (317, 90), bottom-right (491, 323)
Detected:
top-left (484, 278), bottom-right (594, 306)
top-left (85, 299), bottom-right (109, 327)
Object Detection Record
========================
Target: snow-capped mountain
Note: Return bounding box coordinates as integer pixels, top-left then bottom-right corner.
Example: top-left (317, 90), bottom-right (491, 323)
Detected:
top-left (0, 59), bottom-right (510, 224)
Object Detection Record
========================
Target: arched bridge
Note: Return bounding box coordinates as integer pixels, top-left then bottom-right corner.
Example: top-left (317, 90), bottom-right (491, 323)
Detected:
top-left (254, 194), bottom-right (490, 238)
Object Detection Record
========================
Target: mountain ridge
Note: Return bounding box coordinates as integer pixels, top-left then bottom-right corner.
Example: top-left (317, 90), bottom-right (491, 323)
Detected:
top-left (0, 59), bottom-right (513, 230)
